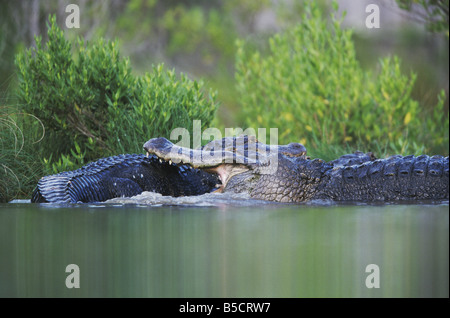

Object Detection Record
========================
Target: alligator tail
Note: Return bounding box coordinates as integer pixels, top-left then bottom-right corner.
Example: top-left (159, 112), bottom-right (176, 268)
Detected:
top-left (317, 155), bottom-right (449, 201)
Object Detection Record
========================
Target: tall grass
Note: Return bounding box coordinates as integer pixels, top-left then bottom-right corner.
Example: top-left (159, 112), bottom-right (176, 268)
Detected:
top-left (0, 103), bottom-right (45, 203)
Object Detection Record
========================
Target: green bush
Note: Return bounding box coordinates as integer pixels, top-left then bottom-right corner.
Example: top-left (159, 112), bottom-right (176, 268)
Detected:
top-left (15, 15), bottom-right (219, 173)
top-left (236, 1), bottom-right (448, 157)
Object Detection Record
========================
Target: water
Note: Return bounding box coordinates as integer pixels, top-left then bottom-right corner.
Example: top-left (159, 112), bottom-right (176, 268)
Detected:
top-left (0, 193), bottom-right (448, 298)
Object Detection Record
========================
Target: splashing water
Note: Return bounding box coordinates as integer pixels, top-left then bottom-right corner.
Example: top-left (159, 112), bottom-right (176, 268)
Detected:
top-left (106, 191), bottom-right (278, 207)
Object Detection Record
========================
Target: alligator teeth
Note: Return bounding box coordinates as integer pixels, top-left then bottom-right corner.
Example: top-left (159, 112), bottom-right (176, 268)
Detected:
top-left (169, 160), bottom-right (172, 165)
top-left (146, 152), bottom-right (149, 158)
top-left (159, 159), bottom-right (163, 163)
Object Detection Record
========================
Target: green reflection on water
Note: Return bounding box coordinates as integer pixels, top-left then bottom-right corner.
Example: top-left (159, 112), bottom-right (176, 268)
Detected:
top-left (0, 203), bottom-right (448, 297)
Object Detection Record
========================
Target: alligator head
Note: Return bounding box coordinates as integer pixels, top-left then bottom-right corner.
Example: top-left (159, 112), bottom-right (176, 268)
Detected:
top-left (143, 135), bottom-right (321, 202)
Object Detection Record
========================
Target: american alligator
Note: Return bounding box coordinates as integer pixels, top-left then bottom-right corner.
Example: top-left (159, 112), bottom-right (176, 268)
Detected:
top-left (32, 136), bottom-right (449, 203)
top-left (143, 136), bottom-right (449, 202)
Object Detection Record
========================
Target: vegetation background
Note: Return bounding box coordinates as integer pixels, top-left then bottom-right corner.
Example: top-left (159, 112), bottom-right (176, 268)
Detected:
top-left (0, 0), bottom-right (448, 202)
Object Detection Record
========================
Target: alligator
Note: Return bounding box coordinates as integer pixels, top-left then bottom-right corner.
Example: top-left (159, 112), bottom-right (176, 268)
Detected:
top-left (31, 153), bottom-right (220, 203)
top-left (144, 136), bottom-right (449, 202)
top-left (32, 136), bottom-right (449, 203)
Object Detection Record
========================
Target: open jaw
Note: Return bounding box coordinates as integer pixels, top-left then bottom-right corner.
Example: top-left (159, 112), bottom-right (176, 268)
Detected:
top-left (143, 136), bottom-right (307, 192)
top-left (144, 137), bottom-right (252, 191)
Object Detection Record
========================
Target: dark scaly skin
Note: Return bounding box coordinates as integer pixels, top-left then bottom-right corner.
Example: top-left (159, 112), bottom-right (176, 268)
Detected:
top-left (226, 153), bottom-right (449, 202)
top-left (32, 153), bottom-right (219, 203)
top-left (315, 154), bottom-right (449, 201)
top-left (145, 136), bottom-right (449, 203)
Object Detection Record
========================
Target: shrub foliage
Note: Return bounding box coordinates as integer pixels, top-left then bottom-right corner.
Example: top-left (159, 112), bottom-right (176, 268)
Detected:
top-left (236, 2), bottom-right (448, 156)
top-left (15, 15), bottom-right (219, 172)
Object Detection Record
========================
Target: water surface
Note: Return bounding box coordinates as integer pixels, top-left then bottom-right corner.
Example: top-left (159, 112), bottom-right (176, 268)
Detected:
top-left (0, 193), bottom-right (448, 297)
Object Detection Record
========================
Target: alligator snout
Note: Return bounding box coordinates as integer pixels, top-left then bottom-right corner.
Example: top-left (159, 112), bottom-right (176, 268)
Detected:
top-left (143, 137), bottom-right (177, 160)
